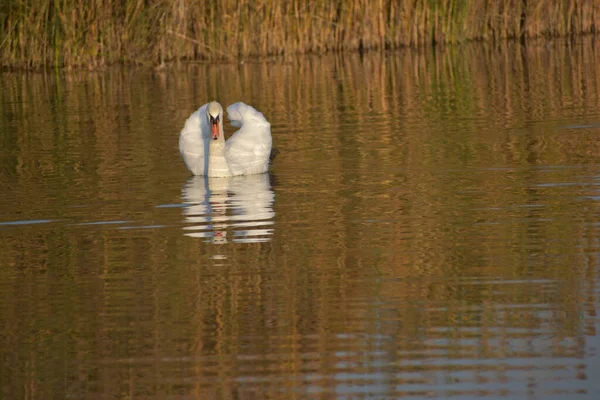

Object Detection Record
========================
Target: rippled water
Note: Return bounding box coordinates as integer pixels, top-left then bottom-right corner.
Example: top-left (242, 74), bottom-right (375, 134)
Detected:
top-left (1, 40), bottom-right (600, 399)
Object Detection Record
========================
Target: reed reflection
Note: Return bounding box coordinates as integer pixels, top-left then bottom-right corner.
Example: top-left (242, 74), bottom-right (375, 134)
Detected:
top-left (181, 174), bottom-right (275, 244)
top-left (2, 41), bottom-right (600, 400)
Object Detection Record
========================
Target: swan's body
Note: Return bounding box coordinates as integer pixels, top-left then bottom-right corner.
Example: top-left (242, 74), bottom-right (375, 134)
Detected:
top-left (179, 101), bottom-right (272, 177)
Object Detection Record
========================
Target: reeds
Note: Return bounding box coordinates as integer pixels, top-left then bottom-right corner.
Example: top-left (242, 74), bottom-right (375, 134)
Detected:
top-left (1, 0), bottom-right (600, 68)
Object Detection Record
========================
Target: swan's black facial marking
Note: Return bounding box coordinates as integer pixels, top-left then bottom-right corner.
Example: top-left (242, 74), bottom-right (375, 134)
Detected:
top-left (209, 114), bottom-right (220, 125)
top-left (209, 113), bottom-right (220, 140)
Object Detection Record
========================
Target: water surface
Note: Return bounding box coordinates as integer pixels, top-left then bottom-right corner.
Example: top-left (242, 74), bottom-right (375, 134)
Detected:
top-left (1, 40), bottom-right (600, 399)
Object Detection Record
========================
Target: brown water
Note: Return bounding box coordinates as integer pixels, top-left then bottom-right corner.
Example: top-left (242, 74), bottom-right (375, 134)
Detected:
top-left (1, 40), bottom-right (600, 399)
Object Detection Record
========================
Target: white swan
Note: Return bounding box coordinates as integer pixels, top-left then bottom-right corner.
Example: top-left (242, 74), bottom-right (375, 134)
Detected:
top-left (179, 101), bottom-right (272, 177)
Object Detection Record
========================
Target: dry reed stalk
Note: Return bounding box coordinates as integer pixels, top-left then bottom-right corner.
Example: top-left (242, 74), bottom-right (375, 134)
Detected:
top-left (1, 0), bottom-right (600, 69)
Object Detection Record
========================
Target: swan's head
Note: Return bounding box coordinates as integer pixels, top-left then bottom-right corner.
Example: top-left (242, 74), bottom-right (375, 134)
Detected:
top-left (206, 101), bottom-right (223, 140)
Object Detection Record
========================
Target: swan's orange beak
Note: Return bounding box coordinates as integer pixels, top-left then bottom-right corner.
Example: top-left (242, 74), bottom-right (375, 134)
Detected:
top-left (211, 121), bottom-right (219, 140)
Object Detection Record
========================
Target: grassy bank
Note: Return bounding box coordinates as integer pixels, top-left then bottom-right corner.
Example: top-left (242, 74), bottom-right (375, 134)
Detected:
top-left (1, 0), bottom-right (599, 69)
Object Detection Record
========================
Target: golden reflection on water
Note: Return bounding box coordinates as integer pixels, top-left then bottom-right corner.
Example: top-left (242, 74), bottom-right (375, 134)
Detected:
top-left (1, 39), bottom-right (600, 399)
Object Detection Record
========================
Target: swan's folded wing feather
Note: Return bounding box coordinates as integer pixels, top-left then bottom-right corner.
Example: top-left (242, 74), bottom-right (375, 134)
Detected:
top-left (181, 104), bottom-right (208, 137)
top-left (225, 102), bottom-right (272, 175)
top-left (179, 103), bottom-right (209, 175)
top-left (226, 133), bottom-right (272, 170)
top-left (226, 102), bottom-right (270, 128)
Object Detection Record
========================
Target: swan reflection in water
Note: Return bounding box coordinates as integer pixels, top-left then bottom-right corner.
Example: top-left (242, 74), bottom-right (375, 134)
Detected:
top-left (181, 174), bottom-right (275, 244)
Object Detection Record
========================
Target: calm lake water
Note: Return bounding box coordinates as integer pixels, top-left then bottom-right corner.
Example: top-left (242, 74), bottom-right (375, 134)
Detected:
top-left (1, 39), bottom-right (600, 399)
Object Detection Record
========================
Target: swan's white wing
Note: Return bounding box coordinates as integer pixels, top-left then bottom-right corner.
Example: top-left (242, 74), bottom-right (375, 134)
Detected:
top-left (179, 103), bottom-right (210, 175)
top-left (225, 102), bottom-right (272, 176)
top-left (227, 102), bottom-right (269, 127)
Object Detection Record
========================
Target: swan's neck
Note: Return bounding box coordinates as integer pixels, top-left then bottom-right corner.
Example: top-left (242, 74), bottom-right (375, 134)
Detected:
top-left (208, 123), bottom-right (232, 177)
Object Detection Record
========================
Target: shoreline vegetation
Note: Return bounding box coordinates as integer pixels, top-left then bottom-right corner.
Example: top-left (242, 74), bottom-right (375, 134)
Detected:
top-left (1, 0), bottom-right (599, 70)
